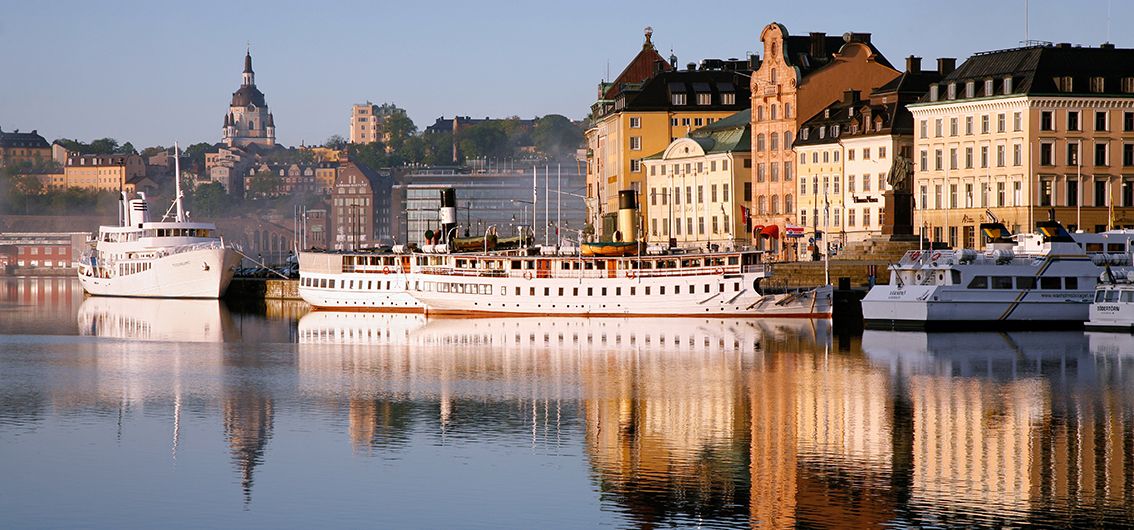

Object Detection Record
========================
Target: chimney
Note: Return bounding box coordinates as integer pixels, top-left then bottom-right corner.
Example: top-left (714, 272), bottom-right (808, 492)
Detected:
top-left (905, 55), bottom-right (922, 73)
top-left (809, 32), bottom-right (827, 57)
top-left (1055, 42), bottom-right (1071, 49)
top-left (845, 32), bottom-right (871, 44)
top-left (748, 53), bottom-right (760, 71)
top-left (1101, 42), bottom-right (1116, 49)
top-left (686, 62), bottom-right (696, 71)
top-left (843, 89), bottom-right (861, 105)
top-left (937, 57), bottom-right (957, 76)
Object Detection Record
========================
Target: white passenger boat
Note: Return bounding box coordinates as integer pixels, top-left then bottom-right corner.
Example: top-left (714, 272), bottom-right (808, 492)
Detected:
top-left (862, 217), bottom-right (1134, 330)
top-left (1085, 271), bottom-right (1134, 332)
top-left (407, 248), bottom-right (831, 318)
top-left (297, 250), bottom-right (422, 311)
top-left (76, 146), bottom-right (241, 299)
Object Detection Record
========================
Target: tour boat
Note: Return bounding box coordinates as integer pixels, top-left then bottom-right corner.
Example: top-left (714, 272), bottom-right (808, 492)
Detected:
top-left (297, 250), bottom-right (423, 311)
top-left (1085, 270), bottom-right (1134, 332)
top-left (77, 146), bottom-right (241, 299)
top-left (862, 217), bottom-right (1134, 330)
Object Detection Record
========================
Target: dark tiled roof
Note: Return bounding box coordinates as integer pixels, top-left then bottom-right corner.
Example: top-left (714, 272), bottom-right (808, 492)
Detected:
top-left (615, 68), bottom-right (751, 113)
top-left (231, 85), bottom-right (266, 107)
top-left (603, 43), bottom-right (671, 100)
top-left (0, 129), bottom-right (50, 149)
top-left (780, 30), bottom-right (895, 76)
top-left (921, 44), bottom-right (1134, 103)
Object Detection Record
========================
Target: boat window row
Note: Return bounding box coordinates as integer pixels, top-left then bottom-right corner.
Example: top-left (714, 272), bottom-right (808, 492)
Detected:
top-left (144, 228), bottom-right (212, 238)
top-left (100, 231), bottom-right (140, 243)
top-left (343, 255), bottom-right (398, 267)
top-left (966, 275), bottom-right (1079, 290)
top-left (426, 255), bottom-right (744, 272)
top-left (1084, 242), bottom-right (1129, 253)
top-left (118, 262), bottom-right (151, 276)
top-left (1095, 289), bottom-right (1134, 302)
top-left (301, 277), bottom-right (395, 291)
top-left (413, 281), bottom-right (743, 297)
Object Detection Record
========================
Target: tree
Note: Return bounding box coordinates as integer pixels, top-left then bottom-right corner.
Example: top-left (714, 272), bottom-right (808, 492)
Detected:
top-left (88, 138), bottom-right (120, 154)
top-left (116, 142), bottom-right (138, 155)
top-left (188, 182), bottom-right (231, 217)
top-left (324, 135), bottom-right (347, 150)
top-left (140, 145), bottom-right (168, 158)
top-left (182, 142), bottom-right (219, 174)
top-left (381, 112), bottom-right (417, 153)
top-left (246, 170), bottom-right (283, 199)
top-left (457, 122), bottom-right (508, 160)
top-left (347, 141), bottom-right (387, 170)
top-left (533, 114), bottom-right (583, 160)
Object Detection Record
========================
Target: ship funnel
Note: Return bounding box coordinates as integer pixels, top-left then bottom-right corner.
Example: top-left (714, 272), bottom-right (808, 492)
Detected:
top-left (439, 188), bottom-right (457, 243)
top-left (616, 190), bottom-right (639, 243)
top-left (128, 193), bottom-right (150, 227)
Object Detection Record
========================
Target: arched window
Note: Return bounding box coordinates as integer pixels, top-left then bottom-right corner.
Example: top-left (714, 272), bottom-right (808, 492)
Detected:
top-left (757, 195), bottom-right (767, 215)
top-left (770, 104), bottom-right (778, 120)
top-left (771, 194), bottom-right (780, 214)
top-left (784, 102), bottom-right (792, 119)
top-left (756, 106), bottom-right (764, 121)
top-left (249, 120), bottom-right (255, 130)
top-left (756, 134), bottom-right (766, 152)
top-left (784, 194), bottom-right (793, 214)
top-left (770, 68), bottom-right (777, 84)
top-left (783, 131), bottom-right (793, 147)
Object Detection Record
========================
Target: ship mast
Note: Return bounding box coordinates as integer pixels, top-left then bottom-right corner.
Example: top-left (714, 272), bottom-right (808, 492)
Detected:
top-left (174, 142), bottom-right (185, 222)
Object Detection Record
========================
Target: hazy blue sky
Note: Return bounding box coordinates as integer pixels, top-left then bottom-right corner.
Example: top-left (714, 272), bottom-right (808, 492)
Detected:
top-left (1, 0), bottom-right (1129, 148)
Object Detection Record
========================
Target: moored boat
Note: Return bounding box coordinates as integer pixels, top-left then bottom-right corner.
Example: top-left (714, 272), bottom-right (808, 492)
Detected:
top-left (1085, 270), bottom-right (1134, 332)
top-left (297, 250), bottom-right (422, 311)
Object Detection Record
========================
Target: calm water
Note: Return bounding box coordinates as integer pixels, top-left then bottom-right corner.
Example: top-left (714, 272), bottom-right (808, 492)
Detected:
top-left (3, 277), bottom-right (1134, 528)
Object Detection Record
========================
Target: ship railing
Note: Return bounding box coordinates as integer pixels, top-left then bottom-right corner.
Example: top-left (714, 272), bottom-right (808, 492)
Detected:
top-left (416, 265), bottom-right (750, 279)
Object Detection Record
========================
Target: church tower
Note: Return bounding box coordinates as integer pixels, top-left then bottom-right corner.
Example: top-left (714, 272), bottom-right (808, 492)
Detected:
top-left (222, 50), bottom-right (276, 147)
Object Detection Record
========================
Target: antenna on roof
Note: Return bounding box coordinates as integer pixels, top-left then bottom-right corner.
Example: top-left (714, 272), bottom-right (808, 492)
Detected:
top-left (1023, 0), bottom-right (1029, 44)
top-left (1108, 0), bottom-right (1113, 44)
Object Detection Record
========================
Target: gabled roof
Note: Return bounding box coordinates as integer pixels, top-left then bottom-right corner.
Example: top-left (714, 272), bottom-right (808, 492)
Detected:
top-left (781, 31), bottom-right (895, 77)
top-left (615, 68), bottom-right (751, 113)
top-left (602, 31), bottom-right (671, 100)
top-left (646, 109), bottom-right (752, 160)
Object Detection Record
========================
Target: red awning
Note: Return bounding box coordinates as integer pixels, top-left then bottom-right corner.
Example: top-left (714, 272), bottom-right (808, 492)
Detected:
top-left (751, 225), bottom-right (764, 237)
top-left (760, 225), bottom-right (780, 238)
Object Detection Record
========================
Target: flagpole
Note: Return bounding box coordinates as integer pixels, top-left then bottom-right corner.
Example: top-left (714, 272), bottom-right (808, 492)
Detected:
top-left (1077, 139), bottom-right (1082, 230)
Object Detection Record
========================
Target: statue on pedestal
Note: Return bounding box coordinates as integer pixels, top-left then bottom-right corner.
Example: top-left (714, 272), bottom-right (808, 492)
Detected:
top-left (882, 154), bottom-right (915, 237)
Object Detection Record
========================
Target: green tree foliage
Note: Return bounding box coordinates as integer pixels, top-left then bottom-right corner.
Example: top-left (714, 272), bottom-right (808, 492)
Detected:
top-left (533, 115), bottom-right (583, 160)
top-left (347, 141), bottom-right (388, 170)
top-left (187, 181), bottom-right (231, 217)
top-left (457, 121), bottom-right (509, 160)
top-left (323, 135), bottom-right (347, 150)
top-left (139, 145), bottom-right (168, 159)
top-left (53, 137), bottom-right (121, 155)
top-left (182, 142), bottom-right (219, 174)
top-left (381, 111), bottom-right (417, 153)
top-left (116, 142), bottom-right (138, 155)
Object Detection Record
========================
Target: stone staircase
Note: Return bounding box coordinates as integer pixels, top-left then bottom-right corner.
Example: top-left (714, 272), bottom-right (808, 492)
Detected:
top-left (769, 237), bottom-right (924, 289)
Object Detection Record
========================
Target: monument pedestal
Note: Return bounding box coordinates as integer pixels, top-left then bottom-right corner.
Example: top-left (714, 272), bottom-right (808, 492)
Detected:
top-left (879, 189), bottom-right (916, 241)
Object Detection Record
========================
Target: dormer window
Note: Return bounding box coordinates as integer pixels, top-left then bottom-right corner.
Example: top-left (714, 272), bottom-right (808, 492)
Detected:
top-left (947, 83), bottom-right (957, 100)
top-left (1053, 76), bottom-right (1072, 92)
top-left (801, 128), bottom-right (809, 141)
top-left (823, 109), bottom-right (830, 118)
top-left (831, 125), bottom-right (840, 137)
top-left (1090, 76), bottom-right (1105, 93)
top-left (1002, 76), bottom-right (1014, 93)
top-left (984, 79), bottom-right (994, 96)
top-left (1123, 77), bottom-right (1134, 93)
top-left (965, 81), bottom-right (975, 98)
top-left (929, 85), bottom-right (939, 101)
top-left (818, 127), bottom-right (825, 139)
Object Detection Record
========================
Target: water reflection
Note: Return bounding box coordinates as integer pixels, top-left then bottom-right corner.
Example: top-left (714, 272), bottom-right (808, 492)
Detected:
top-left (78, 297), bottom-right (238, 342)
top-left (0, 276), bottom-right (83, 334)
top-left (7, 293), bottom-right (1134, 527)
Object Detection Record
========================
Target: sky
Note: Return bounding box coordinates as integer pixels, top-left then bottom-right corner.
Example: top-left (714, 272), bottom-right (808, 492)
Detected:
top-left (1, 0), bottom-right (1130, 149)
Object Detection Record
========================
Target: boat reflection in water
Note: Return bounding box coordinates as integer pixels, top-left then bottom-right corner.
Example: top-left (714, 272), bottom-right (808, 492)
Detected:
top-left (78, 296), bottom-right (238, 342)
top-left (862, 329), bottom-right (1134, 527)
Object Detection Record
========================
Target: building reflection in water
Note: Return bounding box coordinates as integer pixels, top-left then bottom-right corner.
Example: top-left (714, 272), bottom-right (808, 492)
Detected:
top-left (0, 276), bottom-right (84, 335)
top-left (222, 356), bottom-right (274, 507)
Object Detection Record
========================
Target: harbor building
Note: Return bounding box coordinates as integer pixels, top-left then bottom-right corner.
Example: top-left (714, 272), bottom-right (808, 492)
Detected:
top-left (585, 28), bottom-right (751, 240)
top-left (749, 23), bottom-right (900, 257)
top-left (222, 50), bottom-right (276, 148)
top-left (912, 43), bottom-right (1134, 247)
top-left (642, 109), bottom-right (752, 249)
top-left (329, 160), bottom-right (391, 250)
top-left (794, 57), bottom-right (944, 257)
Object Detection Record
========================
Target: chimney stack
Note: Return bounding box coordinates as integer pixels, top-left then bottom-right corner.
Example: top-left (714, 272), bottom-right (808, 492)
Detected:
top-left (809, 32), bottom-right (827, 58)
top-left (905, 56), bottom-right (922, 73)
top-left (937, 57), bottom-right (957, 76)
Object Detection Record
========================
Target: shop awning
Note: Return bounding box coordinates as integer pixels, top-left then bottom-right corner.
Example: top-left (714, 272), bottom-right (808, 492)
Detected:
top-left (760, 225), bottom-right (780, 238)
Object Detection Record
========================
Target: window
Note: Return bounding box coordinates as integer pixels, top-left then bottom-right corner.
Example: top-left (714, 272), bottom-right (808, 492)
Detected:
top-left (950, 118), bottom-right (958, 136)
top-left (672, 93), bottom-right (687, 105)
top-left (1068, 142), bottom-right (1080, 166)
top-left (965, 147), bottom-right (974, 169)
top-left (920, 120), bottom-right (928, 138)
top-left (848, 175), bottom-right (856, 193)
top-left (879, 146), bottom-right (887, 159)
top-left (934, 149), bottom-right (942, 170)
top-left (863, 148), bottom-right (871, 160)
top-left (997, 182), bottom-right (1005, 206)
top-left (950, 148), bottom-right (957, 169)
top-left (833, 176), bottom-right (841, 193)
top-left (1125, 144), bottom-right (1134, 166)
top-left (770, 133), bottom-right (779, 151)
top-left (1017, 277), bottom-right (1037, 290)
top-left (629, 117), bottom-right (641, 128)
top-left (694, 117), bottom-right (703, 126)
top-left (997, 113), bottom-right (1006, 133)
top-left (997, 145), bottom-right (1005, 167)
top-left (1013, 144), bottom-right (1022, 166)
top-left (1040, 277), bottom-right (1061, 290)
top-left (1125, 112), bottom-right (1134, 132)
top-left (1040, 179), bottom-right (1053, 206)
top-left (629, 136), bottom-right (641, 150)
top-left (784, 161), bottom-right (792, 181)
top-left (630, 159), bottom-right (641, 172)
top-left (1096, 143), bottom-right (1109, 166)
top-left (991, 276), bottom-right (1013, 289)
top-left (1013, 112), bottom-right (1022, 131)
top-left (1066, 111), bottom-right (1079, 131)
top-left (696, 93), bottom-right (711, 105)
top-left (920, 150), bottom-right (928, 172)
top-left (965, 116), bottom-right (973, 135)
top-left (980, 146), bottom-right (989, 168)
top-left (1067, 179), bottom-right (1079, 206)
top-left (1096, 111), bottom-right (1109, 131)
top-left (848, 209), bottom-right (856, 227)
top-left (968, 276), bottom-right (988, 289)
top-left (756, 134), bottom-right (765, 151)
top-left (935, 119), bottom-right (943, 137)
top-left (722, 93), bottom-right (735, 105)
top-left (1096, 179), bottom-right (1107, 206)
top-left (1091, 76), bottom-right (1105, 93)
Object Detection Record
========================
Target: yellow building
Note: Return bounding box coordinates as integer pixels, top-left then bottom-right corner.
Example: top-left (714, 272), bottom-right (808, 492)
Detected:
top-left (794, 116), bottom-right (845, 259)
top-left (642, 110), bottom-right (752, 249)
top-left (585, 28), bottom-right (751, 240)
top-left (911, 44), bottom-right (1134, 247)
top-left (61, 153), bottom-right (145, 192)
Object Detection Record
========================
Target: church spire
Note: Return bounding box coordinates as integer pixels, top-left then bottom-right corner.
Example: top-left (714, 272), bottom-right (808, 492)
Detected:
top-left (242, 48), bottom-right (255, 86)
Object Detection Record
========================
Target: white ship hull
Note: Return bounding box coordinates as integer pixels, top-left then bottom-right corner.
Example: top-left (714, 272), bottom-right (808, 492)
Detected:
top-left (79, 246), bottom-right (240, 299)
top-left (862, 284), bottom-right (1092, 329)
top-left (410, 273), bottom-right (832, 318)
top-left (298, 271), bottom-right (423, 312)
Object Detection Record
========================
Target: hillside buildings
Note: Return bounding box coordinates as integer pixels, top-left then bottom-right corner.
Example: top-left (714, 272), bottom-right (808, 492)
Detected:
top-left (911, 43), bottom-right (1134, 247)
top-left (0, 128), bottom-right (52, 167)
top-left (349, 103), bottom-right (403, 144)
top-left (585, 28), bottom-right (751, 240)
top-left (60, 153), bottom-right (146, 193)
top-left (222, 51), bottom-right (276, 148)
top-left (749, 24), bottom-right (901, 257)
